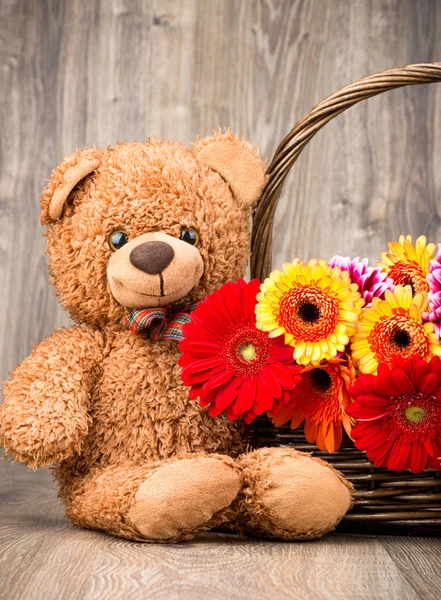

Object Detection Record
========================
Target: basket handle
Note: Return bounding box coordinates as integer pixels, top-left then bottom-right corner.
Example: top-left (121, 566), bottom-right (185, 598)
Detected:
top-left (251, 62), bottom-right (441, 281)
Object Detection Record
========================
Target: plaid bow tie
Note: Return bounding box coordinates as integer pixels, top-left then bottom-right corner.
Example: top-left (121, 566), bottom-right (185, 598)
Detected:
top-left (124, 303), bottom-right (197, 342)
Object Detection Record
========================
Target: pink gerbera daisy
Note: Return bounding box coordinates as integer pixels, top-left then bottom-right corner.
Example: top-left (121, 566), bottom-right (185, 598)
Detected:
top-left (330, 255), bottom-right (394, 306)
top-left (423, 244), bottom-right (441, 337)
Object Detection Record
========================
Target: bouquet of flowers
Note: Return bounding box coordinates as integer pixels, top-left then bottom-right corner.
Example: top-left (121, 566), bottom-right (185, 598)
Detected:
top-left (179, 235), bottom-right (441, 474)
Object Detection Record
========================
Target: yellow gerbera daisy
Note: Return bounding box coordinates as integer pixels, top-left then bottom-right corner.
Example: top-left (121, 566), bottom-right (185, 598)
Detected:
top-left (255, 259), bottom-right (364, 366)
top-left (350, 285), bottom-right (441, 374)
top-left (378, 234), bottom-right (435, 294)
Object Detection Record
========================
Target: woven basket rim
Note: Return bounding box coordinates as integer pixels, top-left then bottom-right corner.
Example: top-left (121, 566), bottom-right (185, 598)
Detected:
top-left (250, 62), bottom-right (441, 281)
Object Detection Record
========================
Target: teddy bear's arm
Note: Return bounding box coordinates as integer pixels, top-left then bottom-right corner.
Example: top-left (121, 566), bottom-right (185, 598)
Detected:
top-left (0, 326), bottom-right (105, 468)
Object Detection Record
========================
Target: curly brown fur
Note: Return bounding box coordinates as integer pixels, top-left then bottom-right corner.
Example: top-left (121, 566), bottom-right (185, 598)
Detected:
top-left (1, 132), bottom-right (354, 542)
top-left (1, 326), bottom-right (105, 468)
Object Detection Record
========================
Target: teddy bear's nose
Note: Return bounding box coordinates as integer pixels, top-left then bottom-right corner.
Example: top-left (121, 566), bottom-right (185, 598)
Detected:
top-left (129, 241), bottom-right (175, 275)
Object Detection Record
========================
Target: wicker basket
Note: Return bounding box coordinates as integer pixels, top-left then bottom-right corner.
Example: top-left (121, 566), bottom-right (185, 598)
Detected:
top-left (251, 63), bottom-right (441, 537)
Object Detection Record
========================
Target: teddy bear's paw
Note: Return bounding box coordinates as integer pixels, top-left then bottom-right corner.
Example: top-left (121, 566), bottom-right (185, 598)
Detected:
top-left (126, 455), bottom-right (240, 542)
top-left (235, 447), bottom-right (354, 540)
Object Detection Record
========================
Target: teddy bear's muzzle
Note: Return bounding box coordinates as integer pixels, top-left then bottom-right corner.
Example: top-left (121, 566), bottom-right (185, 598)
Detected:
top-left (107, 232), bottom-right (204, 308)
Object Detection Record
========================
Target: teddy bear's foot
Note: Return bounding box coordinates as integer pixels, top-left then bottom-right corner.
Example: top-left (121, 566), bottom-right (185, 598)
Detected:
top-left (234, 447), bottom-right (354, 540)
top-left (63, 454), bottom-right (240, 542)
top-left (127, 454), bottom-right (241, 541)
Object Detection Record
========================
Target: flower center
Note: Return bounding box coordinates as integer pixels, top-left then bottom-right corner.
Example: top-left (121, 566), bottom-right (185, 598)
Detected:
top-left (296, 365), bottom-right (343, 422)
top-left (278, 286), bottom-right (339, 342)
top-left (387, 392), bottom-right (440, 442)
top-left (388, 261), bottom-right (428, 294)
top-left (369, 310), bottom-right (430, 363)
top-left (310, 368), bottom-right (333, 393)
top-left (405, 406), bottom-right (426, 423)
top-left (390, 328), bottom-right (412, 350)
top-left (239, 343), bottom-right (257, 362)
top-left (224, 322), bottom-right (270, 376)
top-left (297, 301), bottom-right (321, 324)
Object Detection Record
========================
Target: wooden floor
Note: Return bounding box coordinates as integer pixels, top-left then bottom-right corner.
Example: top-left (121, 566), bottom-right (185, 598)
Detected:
top-left (0, 460), bottom-right (440, 600)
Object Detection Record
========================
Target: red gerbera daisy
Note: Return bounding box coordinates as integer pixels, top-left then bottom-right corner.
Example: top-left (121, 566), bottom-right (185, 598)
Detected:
top-left (178, 279), bottom-right (302, 423)
top-left (270, 356), bottom-right (356, 453)
top-left (347, 355), bottom-right (441, 473)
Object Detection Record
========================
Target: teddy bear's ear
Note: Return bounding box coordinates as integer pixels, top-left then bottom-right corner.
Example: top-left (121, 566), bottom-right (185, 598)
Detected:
top-left (192, 130), bottom-right (266, 208)
top-left (40, 148), bottom-right (103, 225)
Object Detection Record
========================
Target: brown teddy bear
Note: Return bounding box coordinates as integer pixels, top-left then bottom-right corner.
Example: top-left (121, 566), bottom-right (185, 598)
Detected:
top-left (0, 131), bottom-right (353, 542)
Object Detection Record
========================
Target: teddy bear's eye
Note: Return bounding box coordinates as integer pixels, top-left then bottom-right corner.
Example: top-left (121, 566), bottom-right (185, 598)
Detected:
top-left (108, 230), bottom-right (129, 252)
top-left (179, 228), bottom-right (199, 247)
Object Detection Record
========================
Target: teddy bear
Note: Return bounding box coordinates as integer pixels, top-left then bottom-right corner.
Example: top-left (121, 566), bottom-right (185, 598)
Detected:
top-left (0, 131), bottom-right (354, 542)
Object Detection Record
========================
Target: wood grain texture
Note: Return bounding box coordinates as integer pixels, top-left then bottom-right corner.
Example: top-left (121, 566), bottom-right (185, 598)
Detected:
top-left (1, 2), bottom-right (441, 598)
top-left (1, 0), bottom-right (441, 378)
top-left (1, 460), bottom-right (441, 600)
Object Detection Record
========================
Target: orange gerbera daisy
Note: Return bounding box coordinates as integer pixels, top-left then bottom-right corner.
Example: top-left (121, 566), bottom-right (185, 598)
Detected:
top-left (378, 234), bottom-right (435, 294)
top-left (270, 355), bottom-right (356, 453)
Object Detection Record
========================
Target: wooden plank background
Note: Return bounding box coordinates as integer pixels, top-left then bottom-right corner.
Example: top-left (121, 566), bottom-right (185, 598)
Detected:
top-left (1, 0), bottom-right (441, 379)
